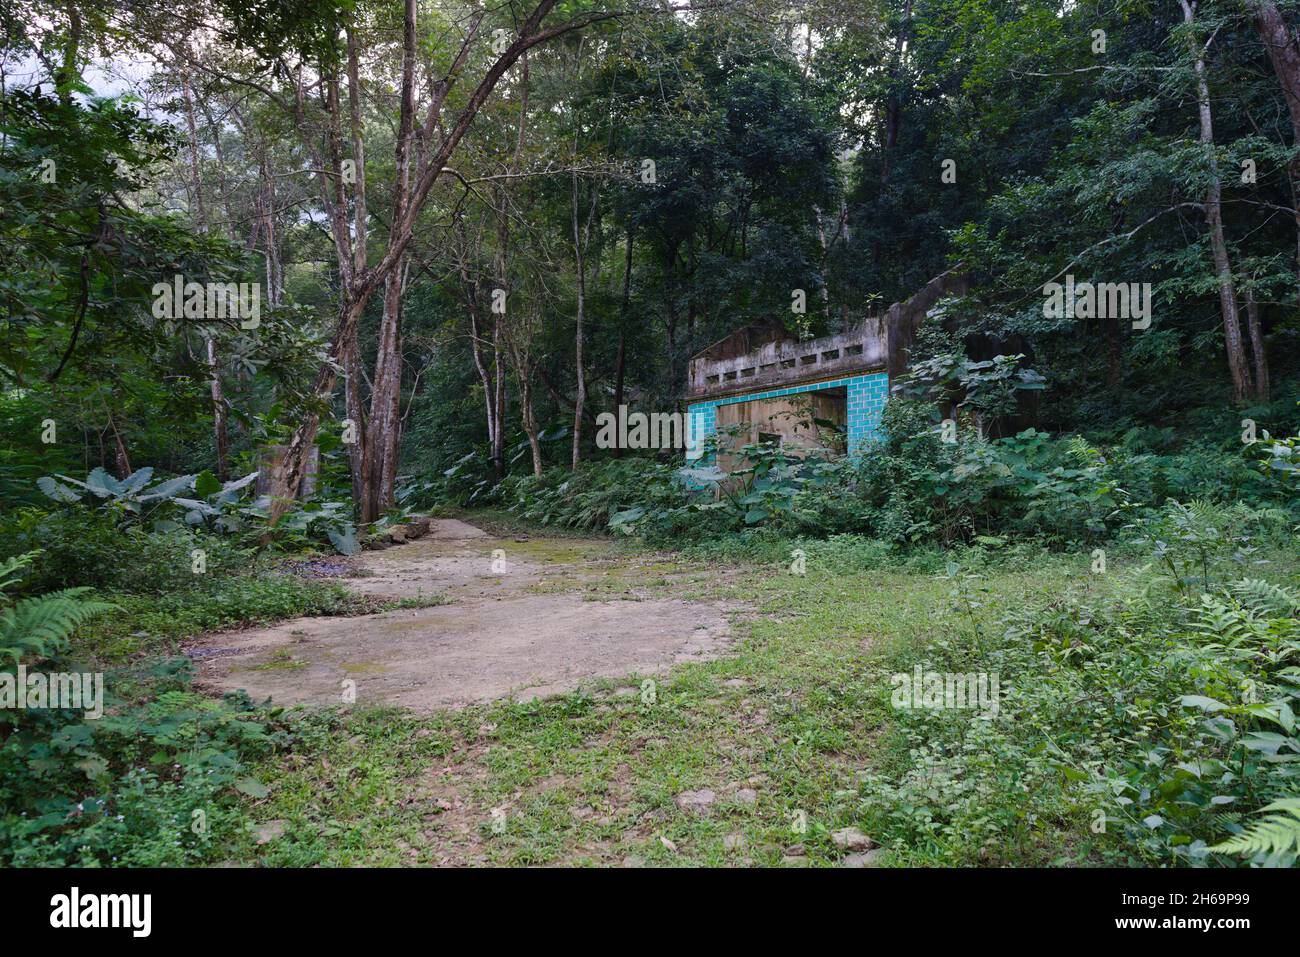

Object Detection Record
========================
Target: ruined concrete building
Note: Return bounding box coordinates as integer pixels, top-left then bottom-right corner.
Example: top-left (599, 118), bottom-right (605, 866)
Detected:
top-left (685, 268), bottom-right (967, 465)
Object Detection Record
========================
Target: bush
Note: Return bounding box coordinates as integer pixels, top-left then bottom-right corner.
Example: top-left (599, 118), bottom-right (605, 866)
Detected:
top-left (502, 398), bottom-right (1296, 552)
top-left (500, 458), bottom-right (689, 532)
top-left (0, 541), bottom-right (360, 867)
top-left (854, 501), bottom-right (1300, 866)
top-left (0, 507), bottom-right (255, 595)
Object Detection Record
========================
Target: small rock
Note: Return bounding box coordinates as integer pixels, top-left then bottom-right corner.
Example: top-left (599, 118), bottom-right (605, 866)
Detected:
top-left (831, 827), bottom-right (874, 851)
top-left (674, 789), bottom-right (716, 814)
top-left (723, 832), bottom-right (745, 851)
top-left (842, 849), bottom-right (885, 868)
top-left (389, 525), bottom-right (409, 543)
top-left (784, 843), bottom-right (806, 856)
top-left (254, 820), bottom-right (287, 845)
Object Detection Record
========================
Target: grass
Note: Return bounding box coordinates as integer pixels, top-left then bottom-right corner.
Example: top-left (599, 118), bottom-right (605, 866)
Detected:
top-left (49, 512), bottom-right (1289, 867)
top-left (235, 531), bottom-right (1124, 867)
top-left (80, 571), bottom-right (372, 666)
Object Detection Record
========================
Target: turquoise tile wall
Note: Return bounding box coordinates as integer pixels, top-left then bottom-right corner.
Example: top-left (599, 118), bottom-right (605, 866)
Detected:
top-left (686, 371), bottom-right (888, 462)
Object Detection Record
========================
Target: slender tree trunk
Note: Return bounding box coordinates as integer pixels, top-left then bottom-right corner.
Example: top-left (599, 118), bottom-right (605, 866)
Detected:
top-left (106, 406), bottom-right (132, 479)
top-left (206, 339), bottom-right (229, 478)
top-left (344, 331), bottom-right (366, 509)
top-left (493, 320), bottom-right (506, 479)
top-left (1247, 1), bottom-right (1300, 290)
top-left (180, 69), bottom-right (230, 478)
top-left (570, 175), bottom-right (595, 470)
top-left (462, 258), bottom-right (500, 478)
top-left (1182, 0), bottom-right (1253, 402)
top-left (490, 205), bottom-right (510, 482)
top-left (1244, 288), bottom-right (1270, 402)
top-left (512, 359), bottom-right (542, 477)
top-left (612, 224), bottom-right (632, 459)
top-left (500, 308), bottom-right (543, 477)
top-left (363, 258), bottom-right (408, 521)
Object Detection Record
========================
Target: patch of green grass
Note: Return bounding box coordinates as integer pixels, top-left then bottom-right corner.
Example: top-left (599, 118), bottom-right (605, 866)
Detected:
top-left (76, 570), bottom-right (372, 666)
top-left (380, 592), bottom-right (452, 611)
top-left (249, 649), bottom-right (307, 672)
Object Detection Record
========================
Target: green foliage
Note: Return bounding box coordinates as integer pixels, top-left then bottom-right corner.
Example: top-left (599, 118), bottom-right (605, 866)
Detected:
top-left (0, 551), bottom-right (116, 664)
top-left (1211, 800), bottom-right (1300, 860)
top-left (851, 503), bottom-right (1299, 867)
top-left (0, 685), bottom-right (277, 867)
top-left (0, 541), bottom-right (358, 866)
top-left (502, 458), bottom-right (687, 532)
top-left (28, 463), bottom-right (360, 560)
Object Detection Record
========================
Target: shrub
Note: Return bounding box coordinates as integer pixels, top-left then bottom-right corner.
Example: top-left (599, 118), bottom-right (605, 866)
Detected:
top-left (854, 503), bottom-right (1300, 866)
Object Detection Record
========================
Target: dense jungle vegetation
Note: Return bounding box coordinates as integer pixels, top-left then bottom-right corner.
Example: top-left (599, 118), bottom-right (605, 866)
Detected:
top-left (1, 0), bottom-right (1298, 867)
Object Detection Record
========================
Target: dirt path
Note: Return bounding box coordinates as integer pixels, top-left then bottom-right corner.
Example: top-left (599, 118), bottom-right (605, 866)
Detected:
top-left (189, 519), bottom-right (736, 712)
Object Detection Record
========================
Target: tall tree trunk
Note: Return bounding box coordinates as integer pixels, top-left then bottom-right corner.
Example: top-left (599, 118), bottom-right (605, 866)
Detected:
top-left (1244, 288), bottom-right (1270, 402)
top-left (1182, 0), bottom-right (1253, 403)
top-left (570, 175), bottom-right (596, 470)
top-left (493, 318), bottom-right (506, 479)
top-left (1247, 1), bottom-right (1300, 291)
top-left (344, 331), bottom-right (367, 509)
top-left (461, 255), bottom-right (500, 480)
top-left (363, 259), bottom-right (408, 521)
top-left (612, 224), bottom-right (633, 459)
top-left (490, 204), bottom-right (510, 482)
top-left (180, 68), bottom-right (229, 478)
top-left (206, 338), bottom-right (229, 479)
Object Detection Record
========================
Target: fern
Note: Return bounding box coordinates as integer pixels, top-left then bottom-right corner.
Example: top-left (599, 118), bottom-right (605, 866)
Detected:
top-left (0, 552), bottom-right (35, 593)
top-left (1211, 799), bottom-right (1300, 860)
top-left (0, 588), bottom-right (118, 663)
top-left (0, 551), bottom-right (117, 663)
top-left (1228, 578), bottom-right (1300, 617)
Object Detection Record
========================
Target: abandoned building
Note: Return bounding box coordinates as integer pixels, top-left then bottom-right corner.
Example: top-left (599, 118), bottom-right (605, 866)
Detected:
top-left (685, 268), bottom-right (967, 466)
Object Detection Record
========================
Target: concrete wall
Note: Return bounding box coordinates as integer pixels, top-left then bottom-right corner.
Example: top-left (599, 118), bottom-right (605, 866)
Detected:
top-left (687, 371), bottom-right (888, 463)
top-left (687, 324), bottom-right (887, 401)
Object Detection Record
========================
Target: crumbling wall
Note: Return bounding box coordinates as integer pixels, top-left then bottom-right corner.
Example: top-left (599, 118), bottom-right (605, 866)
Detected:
top-left (883, 263), bottom-right (969, 382)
